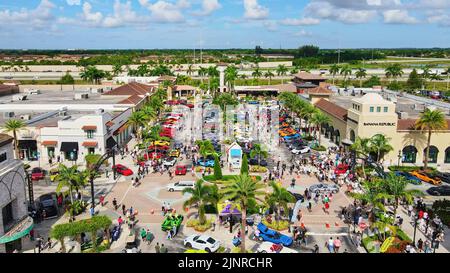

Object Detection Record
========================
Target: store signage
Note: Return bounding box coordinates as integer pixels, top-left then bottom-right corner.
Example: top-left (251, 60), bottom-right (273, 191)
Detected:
top-left (363, 122), bottom-right (396, 127)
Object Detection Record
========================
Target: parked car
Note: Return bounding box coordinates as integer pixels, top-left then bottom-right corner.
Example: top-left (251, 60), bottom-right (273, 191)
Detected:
top-left (163, 157), bottom-right (177, 167)
top-left (291, 146), bottom-right (310, 155)
top-left (169, 149), bottom-right (180, 158)
top-left (167, 181), bottom-right (195, 192)
top-left (334, 164), bottom-right (349, 175)
top-left (197, 159), bottom-right (215, 167)
top-left (49, 169), bottom-right (59, 182)
top-left (31, 167), bottom-right (45, 181)
top-left (175, 165), bottom-right (187, 175)
top-left (144, 152), bottom-right (164, 160)
top-left (426, 186), bottom-right (450, 196)
top-left (37, 193), bottom-right (58, 219)
top-left (283, 134), bottom-right (300, 140)
top-left (184, 235), bottom-right (221, 253)
top-left (257, 223), bottom-right (293, 247)
top-left (427, 172), bottom-right (450, 184)
top-left (249, 157), bottom-right (268, 167)
top-left (151, 140), bottom-right (171, 147)
top-left (148, 145), bottom-right (170, 151)
top-left (393, 171), bottom-right (422, 185)
top-left (409, 171), bottom-right (442, 185)
top-left (113, 164), bottom-right (134, 176)
top-left (174, 142), bottom-right (184, 150)
top-left (256, 241), bottom-right (298, 253)
top-left (309, 183), bottom-right (339, 194)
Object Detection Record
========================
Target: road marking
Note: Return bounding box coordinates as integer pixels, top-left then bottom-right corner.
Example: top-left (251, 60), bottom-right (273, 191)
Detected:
top-left (119, 183), bottom-right (133, 205)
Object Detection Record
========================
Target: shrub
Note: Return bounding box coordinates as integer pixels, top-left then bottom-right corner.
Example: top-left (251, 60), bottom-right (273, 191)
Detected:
top-left (249, 166), bottom-right (267, 173)
top-left (432, 200), bottom-right (450, 227)
top-left (85, 154), bottom-right (109, 169)
top-left (213, 155), bottom-right (223, 180)
top-left (241, 154), bottom-right (249, 175)
top-left (362, 235), bottom-right (379, 253)
top-left (261, 219), bottom-right (290, 231)
top-left (396, 229), bottom-right (412, 243)
top-left (312, 145), bottom-right (326, 152)
top-left (186, 218), bottom-right (213, 232)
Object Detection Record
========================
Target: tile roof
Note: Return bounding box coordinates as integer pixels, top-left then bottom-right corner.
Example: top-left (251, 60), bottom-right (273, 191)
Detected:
top-left (41, 141), bottom-right (57, 146)
top-left (293, 72), bottom-right (327, 81)
top-left (306, 86), bottom-right (334, 95)
top-left (82, 125), bottom-right (97, 131)
top-left (118, 95), bottom-right (144, 105)
top-left (82, 141), bottom-right (98, 147)
top-left (314, 99), bottom-right (347, 121)
top-left (174, 85), bottom-right (196, 91)
top-left (103, 82), bottom-right (154, 96)
top-left (397, 119), bottom-right (450, 131)
top-left (0, 133), bottom-right (13, 147)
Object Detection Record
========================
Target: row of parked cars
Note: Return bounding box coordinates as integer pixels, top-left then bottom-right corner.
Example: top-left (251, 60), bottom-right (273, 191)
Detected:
top-left (279, 115), bottom-right (311, 155)
top-left (393, 170), bottom-right (450, 196)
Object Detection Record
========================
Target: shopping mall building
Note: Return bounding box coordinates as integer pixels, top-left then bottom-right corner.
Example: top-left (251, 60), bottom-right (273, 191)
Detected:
top-left (314, 93), bottom-right (450, 171)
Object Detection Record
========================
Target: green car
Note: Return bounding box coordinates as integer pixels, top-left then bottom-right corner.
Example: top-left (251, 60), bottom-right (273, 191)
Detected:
top-left (161, 214), bottom-right (184, 232)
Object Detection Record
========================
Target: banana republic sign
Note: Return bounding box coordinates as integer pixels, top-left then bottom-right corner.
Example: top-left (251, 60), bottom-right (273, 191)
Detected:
top-left (363, 122), bottom-right (396, 126)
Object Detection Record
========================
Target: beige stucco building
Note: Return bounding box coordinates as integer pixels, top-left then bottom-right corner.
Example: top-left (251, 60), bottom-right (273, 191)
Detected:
top-left (315, 93), bottom-right (450, 171)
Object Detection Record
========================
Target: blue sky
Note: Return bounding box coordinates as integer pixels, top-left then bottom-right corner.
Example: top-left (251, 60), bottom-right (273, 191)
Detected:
top-left (0, 0), bottom-right (449, 49)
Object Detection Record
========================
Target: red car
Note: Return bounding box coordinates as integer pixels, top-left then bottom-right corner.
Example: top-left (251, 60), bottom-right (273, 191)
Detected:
top-left (160, 132), bottom-right (173, 138)
top-left (144, 152), bottom-right (163, 160)
top-left (185, 104), bottom-right (194, 109)
top-left (31, 167), bottom-right (45, 181)
top-left (113, 164), bottom-right (134, 176)
top-left (334, 164), bottom-right (349, 175)
top-left (175, 165), bottom-right (187, 175)
top-left (165, 100), bottom-right (179, 105)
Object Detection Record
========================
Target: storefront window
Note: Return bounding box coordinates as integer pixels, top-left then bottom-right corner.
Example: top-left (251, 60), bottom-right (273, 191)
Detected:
top-left (88, 148), bottom-right (95, 154)
top-left (384, 107), bottom-right (388, 112)
top-left (445, 147), bottom-right (450, 163)
top-left (402, 146), bottom-right (417, 163)
top-left (424, 146), bottom-right (439, 164)
top-left (377, 107), bottom-right (381, 112)
top-left (47, 147), bottom-right (55, 158)
top-left (370, 107), bottom-right (374, 112)
top-left (350, 130), bottom-right (356, 142)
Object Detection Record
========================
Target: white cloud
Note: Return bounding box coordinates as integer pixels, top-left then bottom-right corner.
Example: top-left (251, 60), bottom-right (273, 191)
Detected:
top-left (294, 29), bottom-right (313, 37)
top-left (103, 0), bottom-right (148, 28)
top-left (193, 0), bottom-right (221, 16)
top-left (81, 2), bottom-right (103, 25)
top-left (263, 20), bottom-right (277, 32)
top-left (66, 0), bottom-right (81, 5)
top-left (139, 0), bottom-right (190, 23)
top-left (427, 10), bottom-right (450, 26)
top-left (304, 1), bottom-right (377, 24)
top-left (243, 0), bottom-right (269, 20)
top-left (0, 0), bottom-right (56, 29)
top-left (383, 9), bottom-right (419, 24)
top-left (280, 17), bottom-right (320, 26)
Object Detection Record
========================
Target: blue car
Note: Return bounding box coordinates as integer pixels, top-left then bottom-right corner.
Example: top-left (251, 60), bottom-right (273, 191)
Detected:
top-left (197, 160), bottom-right (215, 167)
top-left (284, 134), bottom-right (300, 140)
top-left (257, 223), bottom-right (293, 247)
top-left (394, 171), bottom-right (422, 185)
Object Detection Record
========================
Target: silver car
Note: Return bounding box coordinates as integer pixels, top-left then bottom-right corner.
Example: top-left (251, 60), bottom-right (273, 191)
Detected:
top-left (309, 183), bottom-right (339, 194)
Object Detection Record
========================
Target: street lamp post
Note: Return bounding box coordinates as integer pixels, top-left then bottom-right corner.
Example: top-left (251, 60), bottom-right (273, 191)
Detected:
top-left (397, 150), bottom-right (402, 167)
top-left (412, 215), bottom-right (418, 246)
top-left (89, 147), bottom-right (117, 211)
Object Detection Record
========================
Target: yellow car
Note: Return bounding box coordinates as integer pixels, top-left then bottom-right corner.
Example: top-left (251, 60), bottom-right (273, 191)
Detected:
top-left (169, 149), bottom-right (180, 158)
top-left (151, 140), bottom-right (171, 147)
top-left (409, 171), bottom-right (442, 185)
top-left (49, 169), bottom-right (59, 182)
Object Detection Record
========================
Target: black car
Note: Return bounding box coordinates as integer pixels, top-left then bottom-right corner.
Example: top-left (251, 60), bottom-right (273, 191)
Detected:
top-left (249, 157), bottom-right (268, 167)
top-left (434, 172), bottom-right (450, 184)
top-left (288, 191), bottom-right (304, 202)
top-left (37, 193), bottom-right (59, 219)
top-left (427, 186), bottom-right (450, 196)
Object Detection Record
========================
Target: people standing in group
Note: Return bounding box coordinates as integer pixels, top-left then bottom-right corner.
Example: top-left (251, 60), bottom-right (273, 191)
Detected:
top-left (325, 237), bottom-right (334, 253)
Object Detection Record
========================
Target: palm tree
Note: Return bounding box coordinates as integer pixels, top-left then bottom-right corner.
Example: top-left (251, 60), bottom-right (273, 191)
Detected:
top-left (112, 63), bottom-right (123, 76)
top-left (198, 67), bottom-right (208, 84)
top-left (55, 164), bottom-right (84, 205)
top-left (329, 64), bottom-right (340, 85)
top-left (183, 180), bottom-right (215, 225)
top-left (383, 173), bottom-right (423, 218)
top-left (252, 68), bottom-right (262, 86)
top-left (187, 64), bottom-right (195, 76)
top-left (265, 181), bottom-right (296, 220)
top-left (310, 111), bottom-right (331, 146)
top-left (276, 65), bottom-right (288, 84)
top-left (128, 111), bottom-right (148, 143)
top-left (349, 180), bottom-right (389, 224)
top-left (2, 119), bottom-right (26, 159)
top-left (350, 137), bottom-right (372, 178)
top-left (445, 67), bottom-right (450, 91)
top-left (249, 144), bottom-right (268, 166)
top-left (141, 105), bottom-right (157, 124)
top-left (220, 175), bottom-right (266, 253)
top-left (300, 105), bottom-right (317, 135)
top-left (415, 109), bottom-right (448, 169)
top-left (430, 73), bottom-right (443, 90)
top-left (355, 68), bottom-right (367, 88)
top-left (340, 65), bottom-right (352, 86)
top-left (369, 134), bottom-right (393, 163)
top-left (225, 65), bottom-right (239, 93)
top-left (421, 65), bottom-right (432, 89)
top-left (385, 64), bottom-right (403, 83)
top-left (196, 140), bottom-right (216, 162)
top-left (264, 70), bottom-right (275, 85)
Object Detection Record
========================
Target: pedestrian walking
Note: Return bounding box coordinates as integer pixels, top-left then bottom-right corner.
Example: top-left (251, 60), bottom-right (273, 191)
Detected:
top-left (155, 242), bottom-right (160, 253)
top-left (112, 198), bottom-right (118, 210)
top-left (122, 204), bottom-right (126, 215)
top-left (333, 237), bottom-right (342, 253)
top-left (325, 237), bottom-right (334, 253)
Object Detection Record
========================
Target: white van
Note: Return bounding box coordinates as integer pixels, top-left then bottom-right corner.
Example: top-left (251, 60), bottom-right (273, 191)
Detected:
top-left (167, 181), bottom-right (195, 192)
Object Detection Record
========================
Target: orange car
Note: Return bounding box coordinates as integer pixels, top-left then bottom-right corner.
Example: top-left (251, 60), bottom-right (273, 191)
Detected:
top-left (279, 128), bottom-right (296, 137)
top-left (409, 171), bottom-right (442, 185)
top-left (281, 122), bottom-right (290, 128)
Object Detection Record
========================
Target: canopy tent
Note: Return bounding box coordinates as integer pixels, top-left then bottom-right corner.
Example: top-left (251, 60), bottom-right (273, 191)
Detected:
top-left (18, 140), bottom-right (37, 150)
top-left (218, 202), bottom-right (242, 216)
top-left (60, 142), bottom-right (79, 152)
top-left (0, 216), bottom-right (34, 244)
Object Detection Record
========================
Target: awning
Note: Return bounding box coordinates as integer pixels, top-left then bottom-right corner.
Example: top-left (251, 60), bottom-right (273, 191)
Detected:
top-left (0, 216), bottom-right (34, 244)
top-left (41, 141), bottom-right (57, 146)
top-left (82, 141), bottom-right (98, 147)
top-left (18, 140), bottom-right (37, 150)
top-left (106, 137), bottom-right (117, 149)
top-left (82, 125), bottom-right (97, 131)
top-left (60, 142), bottom-right (79, 152)
top-left (341, 139), bottom-right (354, 146)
